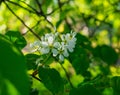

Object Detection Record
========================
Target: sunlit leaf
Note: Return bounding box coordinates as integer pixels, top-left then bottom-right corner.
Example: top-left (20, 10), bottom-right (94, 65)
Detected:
top-left (5, 30), bottom-right (27, 49)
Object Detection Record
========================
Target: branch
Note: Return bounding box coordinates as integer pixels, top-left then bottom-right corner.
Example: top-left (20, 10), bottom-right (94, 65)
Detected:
top-left (35, 0), bottom-right (55, 28)
top-left (4, 1), bottom-right (41, 40)
top-left (57, 0), bottom-right (73, 30)
top-left (65, 18), bottom-right (73, 30)
top-left (30, 72), bottom-right (42, 82)
top-left (80, 12), bottom-right (113, 37)
top-left (58, 0), bottom-right (62, 11)
top-left (46, 0), bottom-right (72, 16)
top-left (22, 20), bottom-right (41, 35)
top-left (46, 7), bottom-right (59, 15)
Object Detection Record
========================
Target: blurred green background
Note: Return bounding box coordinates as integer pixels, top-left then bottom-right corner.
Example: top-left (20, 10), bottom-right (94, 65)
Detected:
top-left (0, 0), bottom-right (120, 95)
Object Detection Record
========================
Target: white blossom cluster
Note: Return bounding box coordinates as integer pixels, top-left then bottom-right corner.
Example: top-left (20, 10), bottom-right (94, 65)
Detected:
top-left (30, 32), bottom-right (77, 61)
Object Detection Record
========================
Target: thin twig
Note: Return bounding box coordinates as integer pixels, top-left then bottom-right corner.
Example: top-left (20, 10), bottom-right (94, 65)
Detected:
top-left (22, 20), bottom-right (41, 35)
top-left (58, 0), bottom-right (62, 11)
top-left (6, 0), bottom-right (35, 14)
top-left (57, 0), bottom-right (73, 30)
top-left (20, 0), bottom-right (39, 14)
top-left (46, 7), bottom-right (59, 15)
top-left (4, 1), bottom-right (41, 40)
top-left (35, 0), bottom-right (55, 28)
top-left (31, 74), bottom-right (42, 82)
top-left (35, 0), bottom-right (43, 13)
top-left (60, 63), bottom-right (74, 88)
top-left (46, 0), bottom-right (71, 16)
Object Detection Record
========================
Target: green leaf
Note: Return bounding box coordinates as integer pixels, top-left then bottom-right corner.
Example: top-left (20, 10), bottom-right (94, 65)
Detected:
top-left (69, 46), bottom-right (90, 74)
top-left (40, 54), bottom-right (55, 65)
top-left (99, 65), bottom-right (110, 75)
top-left (111, 76), bottom-right (120, 94)
top-left (25, 54), bottom-right (40, 70)
top-left (56, 20), bottom-right (63, 28)
top-left (70, 84), bottom-right (101, 95)
top-left (64, 23), bottom-right (71, 33)
top-left (38, 66), bottom-right (64, 94)
top-left (5, 30), bottom-right (27, 49)
top-left (68, 33), bottom-right (92, 74)
top-left (93, 45), bottom-right (118, 65)
top-left (0, 76), bottom-right (20, 95)
top-left (100, 45), bottom-right (118, 64)
top-left (0, 34), bottom-right (29, 95)
top-left (76, 33), bottom-right (92, 50)
top-left (25, 53), bottom-right (54, 70)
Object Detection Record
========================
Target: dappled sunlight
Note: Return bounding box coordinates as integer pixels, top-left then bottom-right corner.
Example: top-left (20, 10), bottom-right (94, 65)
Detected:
top-left (0, 0), bottom-right (120, 95)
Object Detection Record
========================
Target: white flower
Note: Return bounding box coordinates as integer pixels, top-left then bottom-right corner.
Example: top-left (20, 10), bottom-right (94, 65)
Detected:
top-left (39, 47), bottom-right (50, 54)
top-left (58, 42), bottom-right (69, 61)
top-left (48, 36), bottom-right (54, 45)
top-left (52, 42), bottom-right (69, 61)
top-left (38, 33), bottom-right (57, 54)
top-left (52, 48), bottom-right (59, 56)
top-left (66, 32), bottom-right (76, 52)
top-left (60, 31), bottom-right (77, 53)
top-left (52, 42), bottom-right (60, 56)
top-left (30, 31), bottom-right (77, 62)
top-left (59, 54), bottom-right (64, 61)
top-left (30, 41), bottom-right (41, 52)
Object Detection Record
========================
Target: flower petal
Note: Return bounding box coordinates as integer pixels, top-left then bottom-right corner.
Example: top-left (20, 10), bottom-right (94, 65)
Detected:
top-left (59, 54), bottom-right (64, 61)
top-left (63, 49), bottom-right (69, 57)
top-left (52, 49), bottom-right (59, 56)
top-left (54, 42), bottom-right (60, 48)
top-left (48, 36), bottom-right (54, 45)
top-left (67, 46), bottom-right (74, 52)
top-left (41, 47), bottom-right (50, 54)
top-left (41, 42), bottom-right (48, 47)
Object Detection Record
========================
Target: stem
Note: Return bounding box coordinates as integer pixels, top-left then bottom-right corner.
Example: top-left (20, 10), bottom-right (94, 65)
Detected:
top-left (4, 1), bottom-right (41, 40)
top-left (42, 53), bottom-right (52, 64)
top-left (6, 0), bottom-right (35, 14)
top-left (35, 0), bottom-right (55, 28)
top-left (31, 74), bottom-right (42, 82)
top-left (20, 0), bottom-right (39, 14)
top-left (22, 20), bottom-right (41, 35)
top-left (60, 62), bottom-right (74, 88)
top-left (31, 53), bottom-right (52, 81)
top-left (35, 0), bottom-right (43, 13)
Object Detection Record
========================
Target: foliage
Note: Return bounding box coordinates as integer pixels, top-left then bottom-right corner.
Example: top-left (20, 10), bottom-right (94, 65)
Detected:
top-left (0, 0), bottom-right (120, 95)
top-left (0, 34), bottom-right (29, 95)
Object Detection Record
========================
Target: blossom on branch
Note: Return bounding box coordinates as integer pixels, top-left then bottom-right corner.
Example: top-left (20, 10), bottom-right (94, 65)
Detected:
top-left (30, 31), bottom-right (77, 61)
